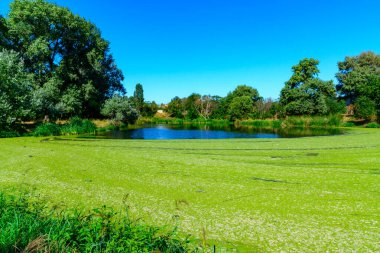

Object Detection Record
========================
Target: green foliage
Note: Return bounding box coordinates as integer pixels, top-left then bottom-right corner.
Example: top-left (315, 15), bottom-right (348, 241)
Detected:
top-left (240, 120), bottom-right (272, 128)
top-left (325, 97), bottom-right (346, 115)
top-left (365, 122), bottom-right (380, 128)
top-left (336, 52), bottom-right (380, 101)
top-left (33, 123), bottom-right (61, 136)
top-left (0, 15), bottom-right (10, 49)
top-left (228, 96), bottom-right (253, 120)
top-left (165, 85), bottom-right (261, 121)
top-left (280, 116), bottom-right (342, 128)
top-left (280, 58), bottom-right (338, 116)
top-left (101, 95), bottom-right (139, 125)
top-left (167, 96), bottom-right (185, 118)
top-left (141, 101), bottom-right (159, 117)
top-left (286, 58), bottom-right (320, 88)
top-left (225, 85), bottom-right (261, 120)
top-left (133, 83), bottom-right (144, 112)
top-left (4, 0), bottom-right (125, 119)
top-left (342, 122), bottom-right (355, 127)
top-left (336, 52), bottom-right (380, 120)
top-left (0, 191), bottom-right (192, 252)
top-left (0, 130), bottom-right (20, 138)
top-left (354, 97), bottom-right (376, 120)
top-left (0, 49), bottom-right (33, 130)
top-left (184, 93), bottom-right (201, 120)
top-left (255, 98), bottom-right (277, 119)
top-left (60, 117), bottom-right (97, 135)
top-left (33, 118), bottom-right (97, 136)
top-left (226, 85), bottom-right (261, 102)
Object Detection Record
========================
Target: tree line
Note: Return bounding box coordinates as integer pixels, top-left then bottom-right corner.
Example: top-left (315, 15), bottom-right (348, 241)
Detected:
top-left (1, 0), bottom-right (379, 133)
top-left (165, 53), bottom-right (380, 122)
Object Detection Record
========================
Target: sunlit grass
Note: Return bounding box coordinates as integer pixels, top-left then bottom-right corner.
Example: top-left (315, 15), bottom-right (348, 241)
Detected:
top-left (0, 128), bottom-right (379, 251)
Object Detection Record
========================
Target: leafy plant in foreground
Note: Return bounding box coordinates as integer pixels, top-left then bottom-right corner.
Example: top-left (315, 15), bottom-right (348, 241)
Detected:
top-left (0, 191), bottom-right (193, 252)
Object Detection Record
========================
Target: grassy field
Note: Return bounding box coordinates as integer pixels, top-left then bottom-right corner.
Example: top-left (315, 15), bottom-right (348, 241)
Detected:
top-left (0, 129), bottom-right (379, 252)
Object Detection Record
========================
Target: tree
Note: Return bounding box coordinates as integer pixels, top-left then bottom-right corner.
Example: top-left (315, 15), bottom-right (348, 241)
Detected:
top-left (255, 98), bottom-right (276, 119)
top-left (101, 95), bottom-right (139, 125)
top-left (279, 58), bottom-right (337, 115)
top-left (336, 52), bottom-right (380, 120)
top-left (0, 16), bottom-right (10, 49)
top-left (193, 95), bottom-right (220, 120)
top-left (141, 101), bottom-right (158, 117)
top-left (0, 49), bottom-right (33, 130)
top-left (354, 97), bottom-right (376, 120)
top-left (4, 0), bottom-right (125, 119)
top-left (133, 83), bottom-right (144, 112)
top-left (167, 96), bottom-right (185, 118)
top-left (184, 93), bottom-right (201, 120)
top-left (226, 85), bottom-right (261, 103)
top-left (228, 96), bottom-right (253, 120)
top-left (224, 85), bottom-right (261, 120)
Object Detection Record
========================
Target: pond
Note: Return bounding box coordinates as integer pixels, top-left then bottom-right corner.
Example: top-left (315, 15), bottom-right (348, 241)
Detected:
top-left (94, 124), bottom-right (344, 140)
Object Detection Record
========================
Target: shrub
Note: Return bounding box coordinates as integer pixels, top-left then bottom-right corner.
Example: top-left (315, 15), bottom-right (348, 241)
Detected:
top-left (342, 122), bottom-right (355, 127)
top-left (61, 117), bottom-right (97, 135)
top-left (327, 115), bottom-right (342, 127)
top-left (33, 123), bottom-right (61, 136)
top-left (366, 122), bottom-right (380, 128)
top-left (0, 131), bottom-right (20, 138)
top-left (272, 120), bottom-right (282, 128)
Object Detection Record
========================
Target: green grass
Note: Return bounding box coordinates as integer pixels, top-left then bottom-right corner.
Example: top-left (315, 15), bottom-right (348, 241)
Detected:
top-left (0, 192), bottom-right (191, 253)
top-left (0, 129), bottom-right (379, 252)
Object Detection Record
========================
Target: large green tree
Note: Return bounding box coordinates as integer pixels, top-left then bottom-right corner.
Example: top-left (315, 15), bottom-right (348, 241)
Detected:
top-left (279, 58), bottom-right (338, 115)
top-left (0, 50), bottom-right (32, 130)
top-left (228, 96), bottom-right (253, 120)
top-left (336, 51), bottom-right (380, 120)
top-left (4, 0), bottom-right (125, 119)
top-left (223, 85), bottom-right (261, 120)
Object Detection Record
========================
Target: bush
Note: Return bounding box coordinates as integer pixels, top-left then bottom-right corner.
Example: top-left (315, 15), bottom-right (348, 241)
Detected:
top-left (61, 117), bottom-right (97, 135)
top-left (33, 123), bottom-right (61, 136)
top-left (0, 191), bottom-right (192, 252)
top-left (272, 120), bottom-right (282, 129)
top-left (327, 115), bottom-right (342, 127)
top-left (0, 131), bottom-right (20, 138)
top-left (342, 122), bottom-right (355, 127)
top-left (366, 122), bottom-right (380, 128)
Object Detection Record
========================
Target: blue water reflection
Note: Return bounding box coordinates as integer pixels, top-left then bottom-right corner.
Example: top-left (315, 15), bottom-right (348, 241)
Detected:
top-left (97, 124), bottom-right (343, 140)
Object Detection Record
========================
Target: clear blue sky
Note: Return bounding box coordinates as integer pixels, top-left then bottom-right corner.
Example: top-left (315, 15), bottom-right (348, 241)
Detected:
top-left (1, 0), bottom-right (380, 103)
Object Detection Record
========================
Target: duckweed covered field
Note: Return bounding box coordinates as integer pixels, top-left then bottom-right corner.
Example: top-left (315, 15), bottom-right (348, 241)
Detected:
top-left (0, 129), bottom-right (379, 252)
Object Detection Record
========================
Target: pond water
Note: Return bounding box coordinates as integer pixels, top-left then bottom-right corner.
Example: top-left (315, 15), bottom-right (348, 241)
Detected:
top-left (95, 124), bottom-right (344, 140)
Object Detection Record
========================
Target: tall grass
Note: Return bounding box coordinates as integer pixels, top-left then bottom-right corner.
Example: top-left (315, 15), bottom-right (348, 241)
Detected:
top-left (240, 115), bottom-right (343, 129)
top-left (33, 123), bottom-right (61, 137)
top-left (33, 117), bottom-right (97, 137)
top-left (0, 191), bottom-right (193, 253)
top-left (60, 117), bottom-right (97, 135)
top-left (136, 117), bottom-right (231, 127)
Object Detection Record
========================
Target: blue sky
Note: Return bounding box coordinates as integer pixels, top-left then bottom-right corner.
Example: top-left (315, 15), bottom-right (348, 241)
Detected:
top-left (1, 0), bottom-right (380, 103)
